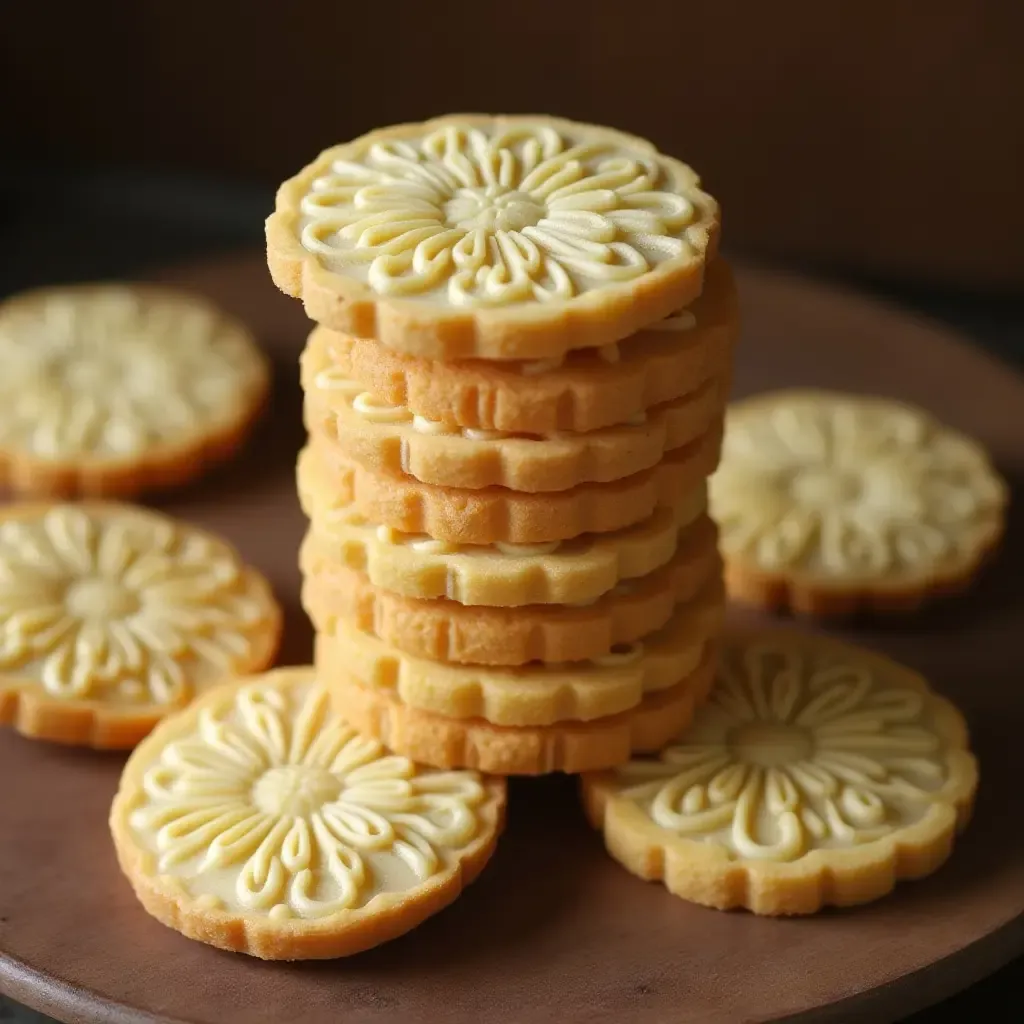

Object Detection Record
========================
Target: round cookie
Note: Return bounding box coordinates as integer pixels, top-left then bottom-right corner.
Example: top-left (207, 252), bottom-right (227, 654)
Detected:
top-left (110, 668), bottom-right (506, 958)
top-left (310, 425), bottom-right (722, 545)
top-left (0, 284), bottom-right (270, 497)
top-left (709, 390), bottom-right (1008, 615)
top-left (332, 649), bottom-right (717, 775)
top-left (581, 629), bottom-right (978, 915)
top-left (315, 582), bottom-right (724, 727)
top-left (302, 515), bottom-right (721, 666)
top-left (0, 502), bottom-right (281, 748)
top-left (309, 256), bottom-right (737, 434)
top-left (303, 339), bottom-right (727, 492)
top-left (298, 445), bottom-right (708, 606)
top-left (267, 114), bottom-right (720, 359)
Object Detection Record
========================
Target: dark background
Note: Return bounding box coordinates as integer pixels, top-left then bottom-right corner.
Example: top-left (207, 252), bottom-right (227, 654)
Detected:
top-left (1, 2), bottom-right (1022, 1021)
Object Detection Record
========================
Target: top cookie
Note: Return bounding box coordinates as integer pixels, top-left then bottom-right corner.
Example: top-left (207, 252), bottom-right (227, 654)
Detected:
top-left (267, 114), bottom-right (720, 359)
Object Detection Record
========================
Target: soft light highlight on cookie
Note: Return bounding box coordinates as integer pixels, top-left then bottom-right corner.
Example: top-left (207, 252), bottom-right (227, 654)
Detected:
top-left (110, 668), bottom-right (505, 958)
top-left (0, 502), bottom-right (281, 747)
top-left (709, 390), bottom-right (1007, 615)
top-left (582, 630), bottom-right (978, 915)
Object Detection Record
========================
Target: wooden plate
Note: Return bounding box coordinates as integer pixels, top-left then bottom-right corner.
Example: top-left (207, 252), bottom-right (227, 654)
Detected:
top-left (1, 254), bottom-right (1022, 1024)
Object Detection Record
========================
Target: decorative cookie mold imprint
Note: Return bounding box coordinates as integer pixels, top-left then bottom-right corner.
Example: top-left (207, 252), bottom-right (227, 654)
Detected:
top-left (0, 285), bottom-right (269, 495)
top-left (709, 391), bottom-right (1007, 612)
top-left (583, 630), bottom-right (977, 914)
top-left (0, 503), bottom-right (281, 747)
top-left (268, 115), bottom-right (719, 358)
top-left (110, 670), bottom-right (505, 958)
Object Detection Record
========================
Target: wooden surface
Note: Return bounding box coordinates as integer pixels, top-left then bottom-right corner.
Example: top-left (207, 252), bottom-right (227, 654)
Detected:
top-left (4, 2), bottom-right (1024, 289)
top-left (0, 254), bottom-right (1022, 1024)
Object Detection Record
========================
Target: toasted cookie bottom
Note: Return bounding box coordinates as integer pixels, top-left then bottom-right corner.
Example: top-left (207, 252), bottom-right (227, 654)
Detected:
top-left (328, 649), bottom-right (716, 776)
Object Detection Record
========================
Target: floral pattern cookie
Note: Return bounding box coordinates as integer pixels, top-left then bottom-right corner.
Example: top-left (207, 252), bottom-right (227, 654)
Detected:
top-left (110, 668), bottom-right (505, 958)
top-left (0, 503), bottom-right (281, 747)
top-left (709, 391), bottom-right (1007, 615)
top-left (267, 114), bottom-right (719, 359)
top-left (0, 284), bottom-right (270, 497)
top-left (582, 629), bottom-right (978, 915)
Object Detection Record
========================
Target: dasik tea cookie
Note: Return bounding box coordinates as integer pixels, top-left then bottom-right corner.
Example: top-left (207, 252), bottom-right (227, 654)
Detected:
top-left (110, 668), bottom-right (505, 958)
top-left (308, 256), bottom-right (738, 434)
top-left (332, 649), bottom-right (717, 775)
top-left (267, 114), bottom-right (719, 359)
top-left (0, 285), bottom-right (270, 497)
top-left (582, 629), bottom-right (978, 915)
top-left (302, 515), bottom-right (721, 666)
top-left (0, 503), bottom-right (281, 747)
top-left (310, 426), bottom-right (721, 545)
top-left (298, 445), bottom-right (708, 606)
top-left (709, 391), bottom-right (1008, 615)
top-left (303, 340), bottom-right (726, 492)
top-left (316, 582), bottom-right (724, 727)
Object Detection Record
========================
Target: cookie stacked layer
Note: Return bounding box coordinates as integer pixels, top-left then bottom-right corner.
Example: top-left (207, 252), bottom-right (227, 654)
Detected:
top-left (269, 114), bottom-right (733, 774)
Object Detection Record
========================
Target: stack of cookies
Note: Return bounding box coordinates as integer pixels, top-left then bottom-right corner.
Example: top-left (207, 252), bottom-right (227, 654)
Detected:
top-left (268, 114), bottom-right (736, 774)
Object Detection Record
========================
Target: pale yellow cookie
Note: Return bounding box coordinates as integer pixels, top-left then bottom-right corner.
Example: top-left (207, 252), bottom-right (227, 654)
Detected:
top-left (0, 503), bottom-right (282, 748)
top-left (303, 337), bottom-right (727, 492)
top-left (267, 114), bottom-right (719, 359)
top-left (298, 444), bottom-right (708, 606)
top-left (316, 580), bottom-right (724, 727)
top-left (0, 285), bottom-right (270, 497)
top-left (307, 254), bottom-right (738, 434)
top-left (302, 515), bottom-right (721, 666)
top-left (331, 648), bottom-right (717, 775)
top-left (582, 629), bottom-right (978, 915)
top-left (110, 668), bottom-right (505, 958)
top-left (310, 425), bottom-right (721, 545)
top-left (709, 391), bottom-right (1008, 615)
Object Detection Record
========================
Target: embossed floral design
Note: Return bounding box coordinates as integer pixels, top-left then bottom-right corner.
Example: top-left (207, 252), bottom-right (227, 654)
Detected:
top-left (613, 640), bottom-right (955, 861)
top-left (130, 681), bottom-right (486, 917)
top-left (0, 506), bottom-right (267, 702)
top-left (0, 289), bottom-right (263, 457)
top-left (300, 120), bottom-right (704, 305)
top-left (709, 395), bottom-right (1006, 577)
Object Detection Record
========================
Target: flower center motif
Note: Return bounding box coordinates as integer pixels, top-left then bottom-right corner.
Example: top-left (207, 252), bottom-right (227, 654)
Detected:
top-left (727, 721), bottom-right (813, 768)
top-left (788, 468), bottom-right (861, 507)
top-left (251, 765), bottom-right (341, 818)
top-left (64, 577), bottom-right (139, 619)
top-left (443, 186), bottom-right (546, 232)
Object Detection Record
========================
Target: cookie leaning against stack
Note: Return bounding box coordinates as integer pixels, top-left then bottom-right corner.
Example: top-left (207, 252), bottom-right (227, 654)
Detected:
top-left (268, 113), bottom-right (735, 775)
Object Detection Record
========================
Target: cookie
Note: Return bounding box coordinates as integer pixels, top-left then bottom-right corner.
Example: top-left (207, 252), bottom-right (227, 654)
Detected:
top-left (110, 668), bottom-right (505, 958)
top-left (309, 424), bottom-right (722, 545)
top-left (0, 503), bottom-right (282, 748)
top-left (309, 256), bottom-right (738, 434)
top-left (302, 515), bottom-right (721, 665)
top-left (316, 581), bottom-right (724, 726)
top-left (298, 445), bottom-right (708, 606)
top-left (331, 648), bottom-right (717, 775)
top-left (0, 284), bottom-right (270, 497)
top-left (709, 391), bottom-right (1008, 615)
top-left (267, 113), bottom-right (720, 359)
top-left (303, 337), bottom-right (727, 492)
top-left (581, 629), bottom-right (978, 915)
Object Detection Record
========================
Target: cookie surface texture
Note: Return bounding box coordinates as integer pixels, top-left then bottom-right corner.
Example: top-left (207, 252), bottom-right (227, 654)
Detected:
top-left (331, 650), bottom-right (717, 775)
top-left (301, 515), bottom-right (721, 665)
top-left (298, 445), bottom-right (708, 606)
top-left (581, 629), bottom-right (978, 914)
top-left (308, 256), bottom-right (738, 434)
top-left (0, 285), bottom-right (270, 497)
top-left (709, 390), bottom-right (1008, 615)
top-left (267, 114), bottom-right (719, 358)
top-left (0, 503), bottom-right (282, 747)
top-left (110, 668), bottom-right (506, 958)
